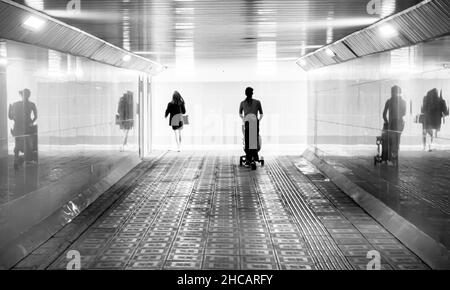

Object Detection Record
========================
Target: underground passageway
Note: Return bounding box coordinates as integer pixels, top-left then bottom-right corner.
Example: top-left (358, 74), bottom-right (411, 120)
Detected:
top-left (1, 0), bottom-right (450, 274)
top-left (13, 152), bottom-right (428, 270)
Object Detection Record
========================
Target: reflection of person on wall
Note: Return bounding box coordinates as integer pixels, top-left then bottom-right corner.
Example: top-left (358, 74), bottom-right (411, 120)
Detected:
top-left (8, 88), bottom-right (37, 169)
top-left (165, 91), bottom-right (186, 152)
top-left (421, 88), bottom-right (449, 152)
top-left (239, 87), bottom-right (263, 165)
top-left (117, 91), bottom-right (134, 151)
top-left (383, 85), bottom-right (406, 162)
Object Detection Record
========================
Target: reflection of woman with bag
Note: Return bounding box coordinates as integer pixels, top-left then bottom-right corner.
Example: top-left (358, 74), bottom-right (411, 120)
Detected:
top-left (421, 88), bottom-right (448, 151)
top-left (382, 86), bottom-right (406, 163)
top-left (116, 91), bottom-right (134, 151)
top-left (165, 91), bottom-right (188, 152)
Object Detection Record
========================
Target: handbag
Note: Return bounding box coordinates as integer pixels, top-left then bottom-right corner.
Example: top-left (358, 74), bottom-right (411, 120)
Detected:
top-left (182, 114), bottom-right (189, 125)
top-left (178, 104), bottom-right (189, 126)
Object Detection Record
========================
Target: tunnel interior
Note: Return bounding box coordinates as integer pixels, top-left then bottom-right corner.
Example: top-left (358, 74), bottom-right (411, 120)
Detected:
top-left (0, 0), bottom-right (448, 270)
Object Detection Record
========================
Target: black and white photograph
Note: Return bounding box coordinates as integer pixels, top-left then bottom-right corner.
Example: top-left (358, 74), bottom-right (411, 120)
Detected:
top-left (0, 0), bottom-right (449, 283)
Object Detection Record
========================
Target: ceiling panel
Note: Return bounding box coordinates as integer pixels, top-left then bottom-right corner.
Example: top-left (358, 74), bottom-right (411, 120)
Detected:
top-left (14, 0), bottom-right (424, 65)
top-left (0, 0), bottom-right (163, 74)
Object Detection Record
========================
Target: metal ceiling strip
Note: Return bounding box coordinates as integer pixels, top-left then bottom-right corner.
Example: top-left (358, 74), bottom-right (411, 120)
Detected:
top-left (297, 0), bottom-right (450, 71)
top-left (0, 0), bottom-right (164, 75)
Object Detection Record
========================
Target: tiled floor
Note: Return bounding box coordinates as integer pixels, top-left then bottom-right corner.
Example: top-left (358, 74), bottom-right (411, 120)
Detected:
top-left (16, 151), bottom-right (429, 270)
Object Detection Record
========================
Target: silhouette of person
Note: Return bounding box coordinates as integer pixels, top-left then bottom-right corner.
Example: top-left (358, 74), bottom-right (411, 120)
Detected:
top-left (382, 85), bottom-right (406, 163)
top-left (239, 87), bottom-right (263, 121)
top-left (165, 91), bottom-right (186, 152)
top-left (421, 88), bottom-right (448, 151)
top-left (8, 88), bottom-right (37, 169)
top-left (117, 91), bottom-right (134, 151)
top-left (239, 87), bottom-right (263, 165)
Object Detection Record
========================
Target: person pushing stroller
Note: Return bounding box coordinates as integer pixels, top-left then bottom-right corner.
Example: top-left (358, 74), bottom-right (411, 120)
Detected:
top-left (379, 85), bottom-right (406, 166)
top-left (239, 87), bottom-right (264, 169)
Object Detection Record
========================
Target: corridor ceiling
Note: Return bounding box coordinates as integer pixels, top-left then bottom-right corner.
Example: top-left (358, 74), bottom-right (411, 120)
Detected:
top-left (15, 0), bottom-right (423, 66)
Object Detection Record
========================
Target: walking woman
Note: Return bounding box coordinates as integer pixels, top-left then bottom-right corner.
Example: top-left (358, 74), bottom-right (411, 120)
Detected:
top-left (421, 88), bottom-right (448, 151)
top-left (165, 91), bottom-right (186, 152)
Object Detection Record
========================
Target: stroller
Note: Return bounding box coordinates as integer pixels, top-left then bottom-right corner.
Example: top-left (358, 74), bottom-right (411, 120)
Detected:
top-left (239, 114), bottom-right (264, 170)
top-left (374, 122), bottom-right (398, 166)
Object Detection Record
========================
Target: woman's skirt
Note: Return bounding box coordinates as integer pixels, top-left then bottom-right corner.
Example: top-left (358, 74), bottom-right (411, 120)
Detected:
top-left (172, 121), bottom-right (183, 130)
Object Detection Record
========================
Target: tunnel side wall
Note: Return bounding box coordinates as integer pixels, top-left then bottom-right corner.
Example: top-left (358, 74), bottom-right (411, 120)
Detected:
top-left (307, 35), bottom-right (450, 153)
top-left (305, 35), bottom-right (450, 267)
top-left (0, 39), bottom-right (144, 268)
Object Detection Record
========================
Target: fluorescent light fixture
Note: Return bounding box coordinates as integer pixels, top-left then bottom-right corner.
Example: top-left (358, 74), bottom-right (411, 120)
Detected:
top-left (0, 58), bottom-right (7, 66)
top-left (175, 23), bottom-right (194, 30)
top-left (175, 8), bottom-right (194, 15)
top-left (257, 9), bottom-right (276, 15)
top-left (25, 0), bottom-right (44, 10)
top-left (122, 55), bottom-right (131, 62)
top-left (325, 48), bottom-right (335, 56)
top-left (23, 16), bottom-right (46, 31)
top-left (379, 24), bottom-right (398, 38)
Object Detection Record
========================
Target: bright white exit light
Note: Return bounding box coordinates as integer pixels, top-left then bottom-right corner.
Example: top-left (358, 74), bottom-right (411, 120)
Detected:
top-left (325, 48), bottom-right (335, 57)
top-left (379, 24), bottom-right (398, 38)
top-left (122, 55), bottom-right (131, 62)
top-left (23, 16), bottom-right (46, 31)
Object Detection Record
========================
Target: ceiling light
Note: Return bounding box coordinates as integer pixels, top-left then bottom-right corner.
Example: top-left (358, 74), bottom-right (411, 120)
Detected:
top-left (298, 59), bottom-right (306, 66)
top-left (325, 48), bottom-right (335, 57)
top-left (25, 0), bottom-right (44, 11)
top-left (379, 24), bottom-right (398, 38)
top-left (0, 57), bottom-right (7, 66)
top-left (23, 16), bottom-right (46, 31)
top-left (122, 55), bottom-right (131, 62)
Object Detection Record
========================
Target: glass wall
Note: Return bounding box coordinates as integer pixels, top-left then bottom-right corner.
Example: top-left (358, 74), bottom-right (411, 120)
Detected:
top-left (0, 39), bottom-right (144, 257)
top-left (307, 35), bottom-right (450, 249)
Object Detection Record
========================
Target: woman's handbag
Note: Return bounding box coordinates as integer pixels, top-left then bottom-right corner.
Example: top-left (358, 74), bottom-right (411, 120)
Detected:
top-left (178, 104), bottom-right (189, 125)
top-left (182, 114), bottom-right (189, 125)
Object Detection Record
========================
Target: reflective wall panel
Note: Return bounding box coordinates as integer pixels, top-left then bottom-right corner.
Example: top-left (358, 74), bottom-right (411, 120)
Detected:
top-left (0, 39), bottom-right (143, 260)
top-left (307, 35), bottom-right (450, 250)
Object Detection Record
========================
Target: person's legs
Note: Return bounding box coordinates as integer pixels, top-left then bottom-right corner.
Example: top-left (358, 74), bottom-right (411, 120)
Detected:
top-left (14, 137), bottom-right (25, 169)
top-left (431, 129), bottom-right (437, 150)
top-left (393, 132), bottom-right (401, 158)
top-left (422, 128), bottom-right (427, 151)
top-left (428, 129), bottom-right (434, 151)
top-left (14, 138), bottom-right (19, 159)
top-left (178, 129), bottom-right (182, 151)
top-left (120, 129), bottom-right (129, 151)
top-left (387, 130), bottom-right (393, 161)
top-left (173, 129), bottom-right (180, 151)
